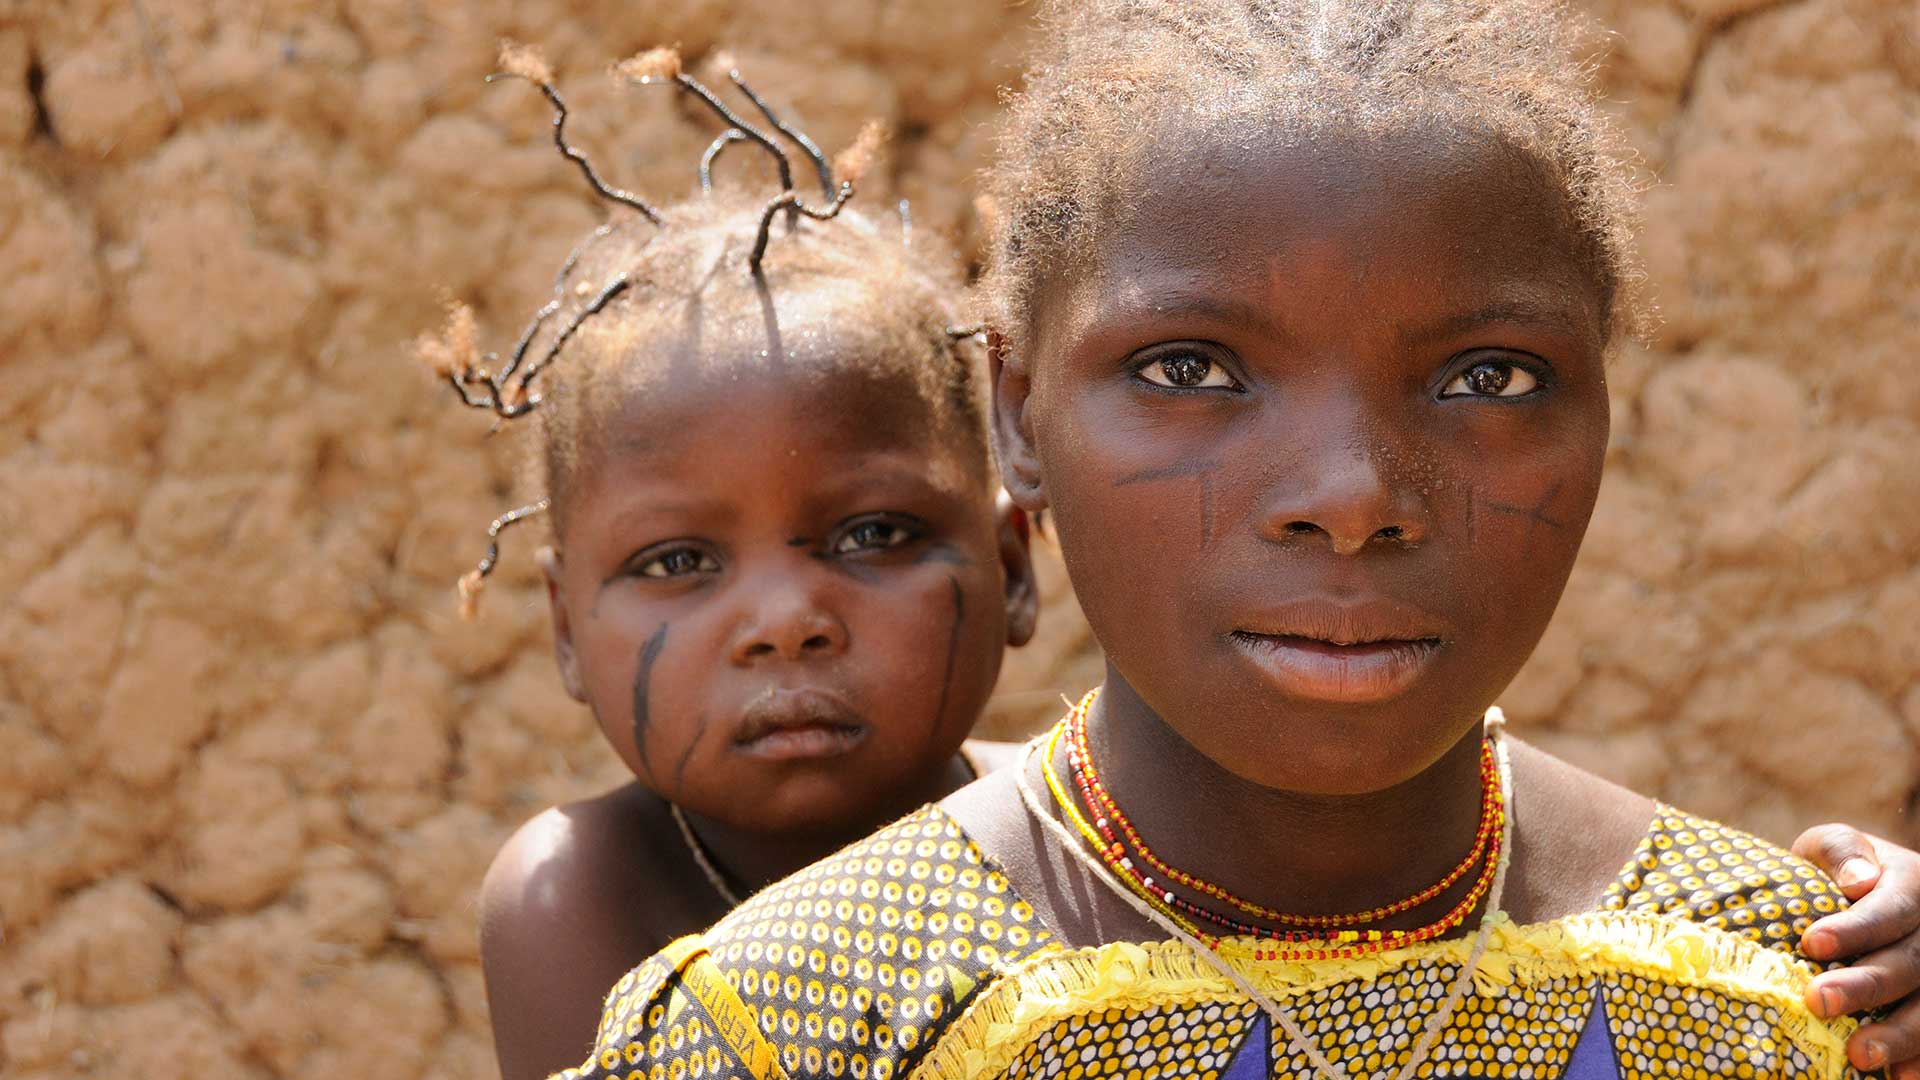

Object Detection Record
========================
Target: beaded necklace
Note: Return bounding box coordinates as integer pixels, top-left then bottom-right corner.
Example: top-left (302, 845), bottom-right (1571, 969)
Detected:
top-left (1065, 690), bottom-right (1498, 929)
top-left (1015, 711), bottom-right (1516, 1080)
top-left (1041, 719), bottom-right (1503, 961)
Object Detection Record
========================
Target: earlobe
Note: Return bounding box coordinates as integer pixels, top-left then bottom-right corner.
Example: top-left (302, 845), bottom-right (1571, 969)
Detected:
top-left (995, 492), bottom-right (1040, 648)
top-left (537, 546), bottom-right (588, 702)
top-left (988, 330), bottom-right (1049, 514)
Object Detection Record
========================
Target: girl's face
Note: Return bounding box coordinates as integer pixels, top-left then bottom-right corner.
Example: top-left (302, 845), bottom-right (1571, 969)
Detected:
top-left (546, 349), bottom-right (1034, 834)
top-left (996, 125), bottom-right (1611, 795)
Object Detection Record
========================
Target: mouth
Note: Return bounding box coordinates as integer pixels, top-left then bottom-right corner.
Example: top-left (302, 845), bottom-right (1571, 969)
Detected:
top-left (1228, 600), bottom-right (1447, 704)
top-left (732, 687), bottom-right (868, 761)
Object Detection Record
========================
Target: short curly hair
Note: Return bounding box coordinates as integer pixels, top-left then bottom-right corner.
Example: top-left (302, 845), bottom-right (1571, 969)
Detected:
top-left (981, 0), bottom-right (1642, 347)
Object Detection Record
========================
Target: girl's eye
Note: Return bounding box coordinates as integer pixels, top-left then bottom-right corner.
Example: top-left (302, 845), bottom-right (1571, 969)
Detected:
top-left (1442, 361), bottom-right (1540, 399)
top-left (834, 519), bottom-right (918, 554)
top-left (637, 547), bottom-right (720, 578)
top-left (1135, 350), bottom-right (1238, 390)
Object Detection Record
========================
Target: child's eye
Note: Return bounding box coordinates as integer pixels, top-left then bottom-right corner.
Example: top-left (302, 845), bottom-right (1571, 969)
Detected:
top-left (636, 546), bottom-right (721, 578)
top-left (1441, 360), bottom-right (1541, 399)
top-left (833, 518), bottom-right (920, 554)
top-left (1134, 349), bottom-right (1239, 390)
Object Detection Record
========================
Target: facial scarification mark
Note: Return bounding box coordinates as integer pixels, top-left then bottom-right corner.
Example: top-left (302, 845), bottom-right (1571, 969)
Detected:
top-left (1114, 459), bottom-right (1222, 547)
top-left (672, 710), bottom-right (707, 796)
top-left (931, 575), bottom-right (965, 739)
top-left (631, 623), bottom-right (670, 777)
top-left (1485, 480), bottom-right (1568, 554)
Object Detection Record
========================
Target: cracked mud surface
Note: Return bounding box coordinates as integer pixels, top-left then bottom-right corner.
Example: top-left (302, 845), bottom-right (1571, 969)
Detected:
top-left (2, 1), bottom-right (1915, 1077)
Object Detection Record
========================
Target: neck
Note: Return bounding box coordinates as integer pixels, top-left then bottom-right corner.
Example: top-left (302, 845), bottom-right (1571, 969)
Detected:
top-left (1085, 670), bottom-right (1491, 928)
top-left (680, 752), bottom-right (976, 898)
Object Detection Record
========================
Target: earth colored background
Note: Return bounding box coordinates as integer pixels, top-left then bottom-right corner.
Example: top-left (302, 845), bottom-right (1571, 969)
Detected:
top-left (2, 0), bottom-right (1916, 1077)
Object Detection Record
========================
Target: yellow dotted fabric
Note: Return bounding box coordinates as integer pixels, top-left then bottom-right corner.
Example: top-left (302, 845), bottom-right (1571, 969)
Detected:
top-left (557, 804), bottom-right (1863, 1080)
top-left (1601, 805), bottom-right (1844, 957)
top-left (1006, 1002), bottom-right (1256, 1080)
top-left (559, 807), bottom-right (1050, 1080)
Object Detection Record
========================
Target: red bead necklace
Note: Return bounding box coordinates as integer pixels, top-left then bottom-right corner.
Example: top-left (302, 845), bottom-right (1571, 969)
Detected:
top-left (1059, 691), bottom-right (1505, 961)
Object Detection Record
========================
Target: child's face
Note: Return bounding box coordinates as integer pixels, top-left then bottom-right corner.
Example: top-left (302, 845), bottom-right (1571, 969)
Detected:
top-left (545, 345), bottom-right (1033, 834)
top-left (998, 124), bottom-right (1611, 795)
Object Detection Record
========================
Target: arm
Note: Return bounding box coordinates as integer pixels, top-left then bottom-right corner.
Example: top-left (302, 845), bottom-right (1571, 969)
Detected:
top-left (480, 808), bottom-right (668, 1080)
top-left (1794, 824), bottom-right (1920, 1078)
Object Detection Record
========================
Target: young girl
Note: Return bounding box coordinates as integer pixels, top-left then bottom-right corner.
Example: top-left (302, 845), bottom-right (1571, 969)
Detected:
top-left (419, 47), bottom-right (1037, 1080)
top-left (551, 4), bottom-right (1920, 1079)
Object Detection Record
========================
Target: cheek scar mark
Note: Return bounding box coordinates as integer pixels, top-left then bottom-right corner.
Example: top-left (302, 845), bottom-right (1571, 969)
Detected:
top-left (786, 536), bottom-right (813, 548)
top-left (630, 623), bottom-right (670, 779)
top-left (671, 710), bottom-right (707, 798)
top-left (1114, 459), bottom-right (1222, 548)
top-left (931, 575), bottom-right (965, 739)
top-left (1485, 481), bottom-right (1568, 553)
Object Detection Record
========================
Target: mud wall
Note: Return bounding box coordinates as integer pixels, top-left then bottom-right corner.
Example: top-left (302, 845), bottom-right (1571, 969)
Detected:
top-left (1, 1), bottom-right (1914, 1077)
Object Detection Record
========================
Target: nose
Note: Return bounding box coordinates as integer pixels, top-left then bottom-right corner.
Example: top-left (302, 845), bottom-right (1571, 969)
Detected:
top-left (1254, 443), bottom-right (1429, 555)
top-left (729, 580), bottom-right (849, 664)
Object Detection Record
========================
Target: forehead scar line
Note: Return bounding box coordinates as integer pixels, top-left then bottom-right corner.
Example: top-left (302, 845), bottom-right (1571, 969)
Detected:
top-left (930, 575), bottom-right (964, 742)
top-left (1485, 481), bottom-right (1567, 554)
top-left (1113, 458), bottom-right (1223, 487)
top-left (1398, 298), bottom-right (1586, 347)
top-left (630, 622), bottom-right (670, 782)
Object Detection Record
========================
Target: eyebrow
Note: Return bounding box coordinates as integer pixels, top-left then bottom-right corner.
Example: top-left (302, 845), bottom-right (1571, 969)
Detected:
top-left (1088, 288), bottom-right (1287, 341)
top-left (1397, 297), bottom-right (1587, 347)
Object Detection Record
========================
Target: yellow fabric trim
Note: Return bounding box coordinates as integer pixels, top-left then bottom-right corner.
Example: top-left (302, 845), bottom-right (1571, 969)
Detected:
top-left (660, 935), bottom-right (790, 1080)
top-left (909, 910), bottom-right (1859, 1080)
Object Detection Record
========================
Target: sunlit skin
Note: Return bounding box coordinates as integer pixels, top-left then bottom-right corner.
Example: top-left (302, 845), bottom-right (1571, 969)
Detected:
top-left (480, 289), bottom-right (1038, 1080)
top-left (549, 365), bottom-right (1026, 835)
top-left (959, 121), bottom-right (1658, 944)
top-left (958, 124), bottom-right (1920, 1074)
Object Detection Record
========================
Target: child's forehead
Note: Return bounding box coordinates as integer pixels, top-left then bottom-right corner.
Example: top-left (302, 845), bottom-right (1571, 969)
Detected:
top-left (583, 353), bottom-right (984, 483)
top-left (1035, 120), bottom-right (1603, 350)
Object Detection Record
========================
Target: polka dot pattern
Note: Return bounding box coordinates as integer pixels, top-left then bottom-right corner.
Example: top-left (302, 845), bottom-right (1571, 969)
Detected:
top-left (561, 805), bottom-right (1862, 1080)
top-left (1004, 1002), bottom-right (1255, 1080)
top-left (1271, 966), bottom-right (1593, 1079)
top-left (1602, 805), bottom-right (1846, 962)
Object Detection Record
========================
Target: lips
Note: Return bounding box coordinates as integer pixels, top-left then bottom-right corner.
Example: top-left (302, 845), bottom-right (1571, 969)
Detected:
top-left (1228, 598), bottom-right (1447, 704)
top-left (733, 686), bottom-right (868, 761)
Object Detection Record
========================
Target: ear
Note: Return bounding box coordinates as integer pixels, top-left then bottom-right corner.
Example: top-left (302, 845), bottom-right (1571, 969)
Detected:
top-left (994, 490), bottom-right (1039, 648)
top-left (989, 329), bottom-right (1048, 515)
top-left (538, 545), bottom-right (588, 702)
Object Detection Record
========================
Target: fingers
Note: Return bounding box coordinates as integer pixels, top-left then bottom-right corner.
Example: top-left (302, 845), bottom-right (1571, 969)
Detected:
top-left (1839, 993), bottom-right (1920, 1074)
top-left (1803, 835), bottom-right (1920, 963)
top-left (1794, 823), bottom-right (1884, 902)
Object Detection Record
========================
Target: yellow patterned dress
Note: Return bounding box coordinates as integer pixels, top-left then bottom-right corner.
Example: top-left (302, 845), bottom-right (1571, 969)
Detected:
top-left (557, 805), bottom-right (1868, 1080)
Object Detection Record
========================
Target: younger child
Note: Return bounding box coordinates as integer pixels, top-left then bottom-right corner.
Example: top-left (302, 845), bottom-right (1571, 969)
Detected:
top-left (418, 47), bottom-right (1036, 1080)
top-left (555, 4), bottom-right (1920, 1079)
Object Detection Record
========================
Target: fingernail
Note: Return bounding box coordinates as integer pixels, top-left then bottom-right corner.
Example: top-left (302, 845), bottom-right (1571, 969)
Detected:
top-left (1860, 1039), bottom-right (1887, 1069)
top-left (1816, 986), bottom-right (1840, 1018)
top-left (1839, 857), bottom-right (1876, 890)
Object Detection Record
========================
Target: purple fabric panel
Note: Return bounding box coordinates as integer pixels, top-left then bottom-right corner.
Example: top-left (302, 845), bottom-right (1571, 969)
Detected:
top-left (1219, 1012), bottom-right (1270, 1080)
top-left (1561, 997), bottom-right (1622, 1080)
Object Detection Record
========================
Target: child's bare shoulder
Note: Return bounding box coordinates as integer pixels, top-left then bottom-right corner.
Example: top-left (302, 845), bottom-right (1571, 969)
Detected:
top-left (481, 784), bottom-right (684, 940)
top-left (481, 785), bottom-right (712, 1079)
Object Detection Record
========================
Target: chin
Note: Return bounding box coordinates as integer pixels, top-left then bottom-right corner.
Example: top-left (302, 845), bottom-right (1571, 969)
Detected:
top-left (1183, 695), bottom-right (1475, 795)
